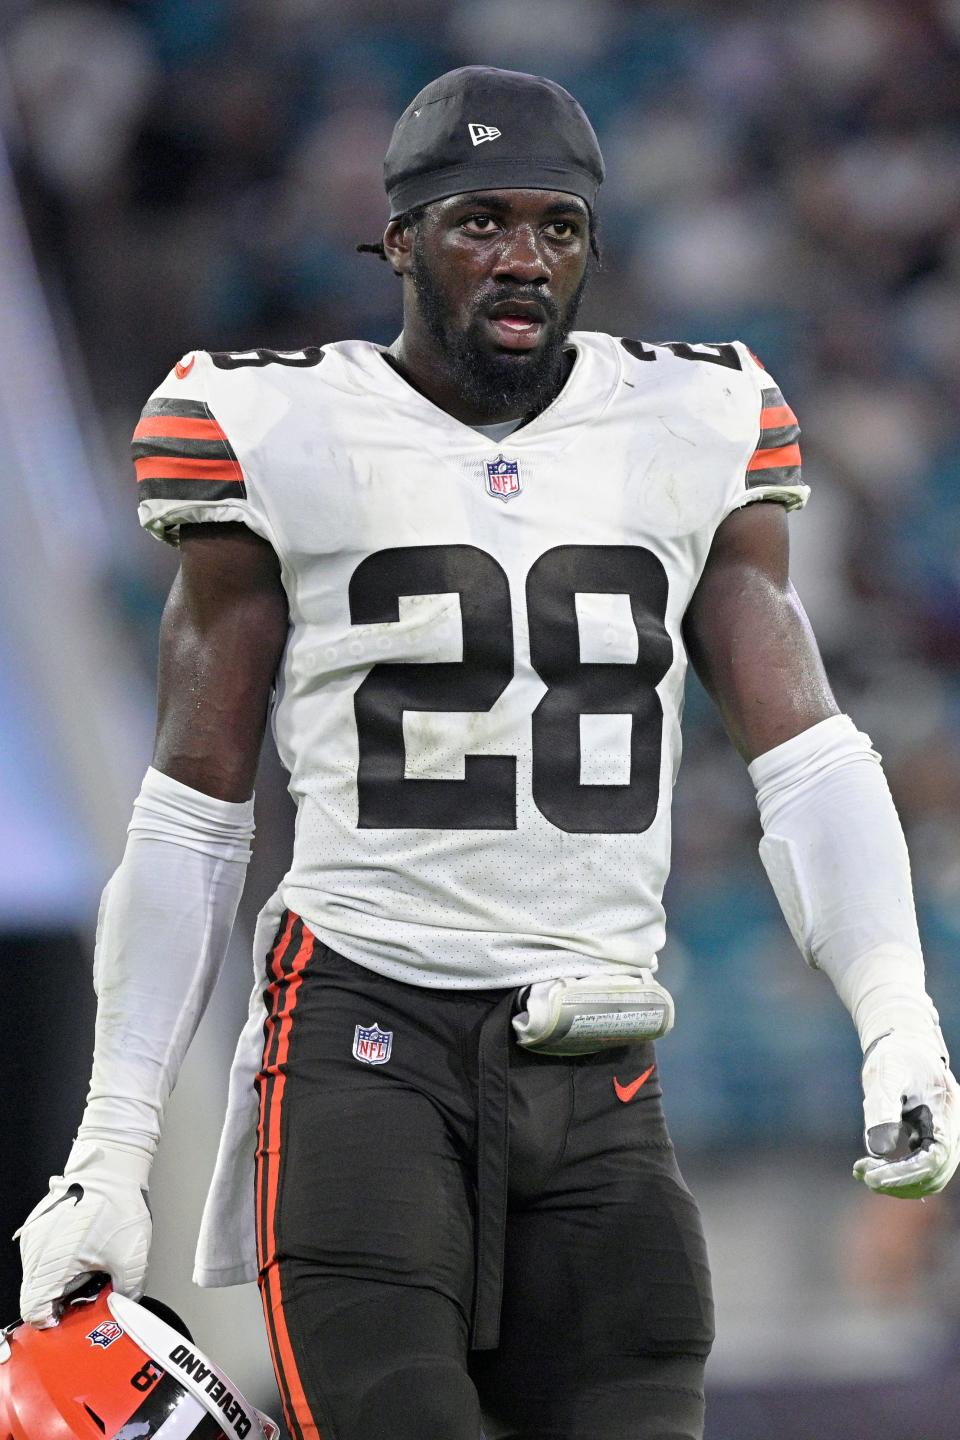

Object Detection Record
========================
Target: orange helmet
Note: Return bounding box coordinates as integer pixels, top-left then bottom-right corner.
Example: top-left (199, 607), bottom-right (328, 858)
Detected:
top-left (0, 1284), bottom-right (279, 1440)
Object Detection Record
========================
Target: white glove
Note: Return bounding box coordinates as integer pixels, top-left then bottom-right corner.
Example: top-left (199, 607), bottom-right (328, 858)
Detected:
top-left (853, 1031), bottom-right (960, 1199)
top-left (16, 1142), bottom-right (152, 1326)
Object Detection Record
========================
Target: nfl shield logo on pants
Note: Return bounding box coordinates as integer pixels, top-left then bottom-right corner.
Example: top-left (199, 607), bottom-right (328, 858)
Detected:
top-left (352, 1022), bottom-right (393, 1066)
top-left (485, 454), bottom-right (522, 502)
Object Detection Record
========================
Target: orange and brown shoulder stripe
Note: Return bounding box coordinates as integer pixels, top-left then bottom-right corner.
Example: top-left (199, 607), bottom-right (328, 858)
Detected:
top-left (746, 383), bottom-right (801, 488)
top-left (131, 396), bottom-right (246, 501)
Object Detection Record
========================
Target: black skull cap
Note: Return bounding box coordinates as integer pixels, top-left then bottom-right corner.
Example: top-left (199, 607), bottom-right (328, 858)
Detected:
top-left (384, 66), bottom-right (604, 220)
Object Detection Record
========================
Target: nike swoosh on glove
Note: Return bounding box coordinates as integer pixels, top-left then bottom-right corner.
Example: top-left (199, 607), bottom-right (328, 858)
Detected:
top-left (853, 1032), bottom-right (960, 1199)
top-left (16, 1143), bottom-right (152, 1326)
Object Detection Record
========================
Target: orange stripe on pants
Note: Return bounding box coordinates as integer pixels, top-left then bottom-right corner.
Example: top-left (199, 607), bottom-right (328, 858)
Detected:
top-left (255, 911), bottom-right (297, 1264)
top-left (255, 914), bottom-right (322, 1439)
top-left (260, 1259), bottom-right (323, 1440)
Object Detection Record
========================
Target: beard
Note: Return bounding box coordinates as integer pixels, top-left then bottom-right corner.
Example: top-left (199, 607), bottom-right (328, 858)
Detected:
top-left (409, 247), bottom-right (588, 419)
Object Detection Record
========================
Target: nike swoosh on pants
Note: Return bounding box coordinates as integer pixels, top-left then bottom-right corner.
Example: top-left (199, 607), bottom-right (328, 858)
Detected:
top-left (613, 1065), bottom-right (655, 1103)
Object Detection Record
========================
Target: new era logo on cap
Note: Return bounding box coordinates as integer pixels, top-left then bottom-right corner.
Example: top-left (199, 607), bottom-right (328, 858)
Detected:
top-left (468, 122), bottom-right (501, 146)
top-left (385, 68), bottom-right (603, 219)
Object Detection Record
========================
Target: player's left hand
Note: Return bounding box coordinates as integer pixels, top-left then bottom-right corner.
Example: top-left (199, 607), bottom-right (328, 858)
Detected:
top-left (853, 1031), bottom-right (960, 1198)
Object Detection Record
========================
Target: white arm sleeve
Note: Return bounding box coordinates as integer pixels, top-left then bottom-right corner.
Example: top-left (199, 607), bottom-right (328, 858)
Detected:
top-left (748, 714), bottom-right (942, 1055)
top-left (76, 766), bottom-right (254, 1172)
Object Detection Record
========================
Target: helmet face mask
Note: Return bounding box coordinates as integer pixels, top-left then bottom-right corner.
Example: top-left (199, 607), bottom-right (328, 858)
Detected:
top-left (0, 1285), bottom-right (279, 1440)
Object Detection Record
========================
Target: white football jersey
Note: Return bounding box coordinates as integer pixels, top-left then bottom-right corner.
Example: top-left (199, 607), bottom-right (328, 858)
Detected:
top-left (134, 333), bottom-right (806, 991)
top-left (133, 332), bottom-right (807, 1287)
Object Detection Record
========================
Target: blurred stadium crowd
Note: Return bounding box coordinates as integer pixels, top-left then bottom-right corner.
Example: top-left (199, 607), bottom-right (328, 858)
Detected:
top-left (6, 0), bottom-right (960, 1430)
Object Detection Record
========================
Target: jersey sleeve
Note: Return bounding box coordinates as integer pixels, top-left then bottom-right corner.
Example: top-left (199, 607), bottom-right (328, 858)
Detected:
top-left (727, 345), bottom-right (810, 516)
top-left (132, 351), bottom-right (272, 547)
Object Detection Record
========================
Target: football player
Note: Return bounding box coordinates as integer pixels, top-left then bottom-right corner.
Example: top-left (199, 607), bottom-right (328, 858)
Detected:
top-left (17, 66), bottom-right (960, 1440)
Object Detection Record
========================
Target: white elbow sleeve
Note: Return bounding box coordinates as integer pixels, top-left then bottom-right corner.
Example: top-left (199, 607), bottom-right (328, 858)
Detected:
top-left (77, 767), bottom-right (254, 1170)
top-left (749, 715), bottom-right (940, 1054)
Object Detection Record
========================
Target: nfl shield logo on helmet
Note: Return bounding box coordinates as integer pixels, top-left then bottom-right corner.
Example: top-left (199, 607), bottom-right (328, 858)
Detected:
top-left (352, 1022), bottom-right (393, 1066)
top-left (86, 1320), bottom-right (123, 1349)
top-left (485, 454), bottom-right (522, 502)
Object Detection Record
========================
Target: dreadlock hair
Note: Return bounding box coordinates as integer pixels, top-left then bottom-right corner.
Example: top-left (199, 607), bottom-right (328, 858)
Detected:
top-left (356, 206), bottom-right (603, 268)
top-left (356, 206), bottom-right (428, 264)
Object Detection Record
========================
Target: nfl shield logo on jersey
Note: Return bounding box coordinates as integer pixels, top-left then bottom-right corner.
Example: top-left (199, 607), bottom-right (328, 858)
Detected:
top-left (352, 1022), bottom-right (393, 1066)
top-left (485, 454), bottom-right (522, 502)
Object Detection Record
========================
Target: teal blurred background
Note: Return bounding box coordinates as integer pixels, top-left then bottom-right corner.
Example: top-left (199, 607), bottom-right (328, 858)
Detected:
top-left (3, 1), bottom-right (960, 1434)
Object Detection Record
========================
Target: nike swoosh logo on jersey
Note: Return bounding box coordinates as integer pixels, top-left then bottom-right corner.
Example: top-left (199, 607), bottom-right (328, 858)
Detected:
top-left (174, 354), bottom-right (195, 379)
top-left (35, 1182), bottom-right (84, 1220)
top-left (613, 1065), bottom-right (655, 1103)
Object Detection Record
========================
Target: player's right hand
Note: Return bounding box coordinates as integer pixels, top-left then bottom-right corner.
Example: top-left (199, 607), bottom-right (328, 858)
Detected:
top-left (15, 1142), bottom-right (152, 1326)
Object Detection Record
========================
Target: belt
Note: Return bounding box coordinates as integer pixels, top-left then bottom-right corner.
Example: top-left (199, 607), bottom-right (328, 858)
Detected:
top-left (470, 989), bottom-right (517, 1351)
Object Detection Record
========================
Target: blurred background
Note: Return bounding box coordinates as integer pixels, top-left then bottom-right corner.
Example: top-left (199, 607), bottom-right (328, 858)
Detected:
top-left (3, 0), bottom-right (960, 1434)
